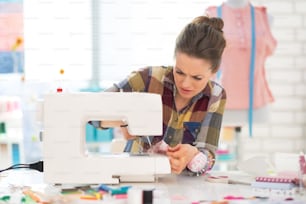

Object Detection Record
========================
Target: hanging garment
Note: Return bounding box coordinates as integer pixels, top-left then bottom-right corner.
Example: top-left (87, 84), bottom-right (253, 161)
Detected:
top-left (206, 3), bottom-right (277, 110)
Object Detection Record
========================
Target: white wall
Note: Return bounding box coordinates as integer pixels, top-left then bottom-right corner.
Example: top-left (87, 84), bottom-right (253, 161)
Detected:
top-left (237, 0), bottom-right (306, 162)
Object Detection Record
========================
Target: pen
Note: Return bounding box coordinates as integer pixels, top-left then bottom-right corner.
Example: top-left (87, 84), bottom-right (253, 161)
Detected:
top-left (23, 190), bottom-right (41, 203)
top-left (98, 184), bottom-right (131, 195)
top-left (80, 195), bottom-right (99, 200)
top-left (98, 184), bottom-right (113, 192)
top-left (110, 186), bottom-right (131, 195)
top-left (23, 189), bottom-right (50, 204)
top-left (61, 189), bottom-right (84, 195)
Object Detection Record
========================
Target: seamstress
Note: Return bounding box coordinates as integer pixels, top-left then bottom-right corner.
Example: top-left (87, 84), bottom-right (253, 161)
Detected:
top-left (99, 16), bottom-right (226, 176)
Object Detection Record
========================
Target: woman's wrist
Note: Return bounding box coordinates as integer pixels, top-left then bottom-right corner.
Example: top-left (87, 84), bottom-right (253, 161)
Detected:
top-left (187, 152), bottom-right (208, 172)
top-left (187, 149), bottom-right (215, 175)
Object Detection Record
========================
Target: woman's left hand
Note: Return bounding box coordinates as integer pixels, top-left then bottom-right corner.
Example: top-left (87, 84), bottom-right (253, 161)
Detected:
top-left (166, 144), bottom-right (199, 174)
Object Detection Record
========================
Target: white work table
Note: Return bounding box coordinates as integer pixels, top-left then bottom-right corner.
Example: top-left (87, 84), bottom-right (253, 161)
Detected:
top-left (0, 170), bottom-right (305, 204)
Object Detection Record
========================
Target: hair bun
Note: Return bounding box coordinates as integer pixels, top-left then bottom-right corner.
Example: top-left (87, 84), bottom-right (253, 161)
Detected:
top-left (192, 16), bottom-right (224, 32)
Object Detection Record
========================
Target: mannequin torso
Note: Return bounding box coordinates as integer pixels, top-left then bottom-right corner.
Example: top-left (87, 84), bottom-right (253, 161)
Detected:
top-left (206, 1), bottom-right (277, 126)
top-left (225, 0), bottom-right (248, 8)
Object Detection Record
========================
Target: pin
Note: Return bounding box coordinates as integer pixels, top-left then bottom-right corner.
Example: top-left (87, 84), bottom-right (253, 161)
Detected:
top-left (57, 68), bottom-right (65, 93)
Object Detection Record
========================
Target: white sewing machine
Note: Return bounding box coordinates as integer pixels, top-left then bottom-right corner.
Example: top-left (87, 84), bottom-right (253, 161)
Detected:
top-left (38, 92), bottom-right (171, 184)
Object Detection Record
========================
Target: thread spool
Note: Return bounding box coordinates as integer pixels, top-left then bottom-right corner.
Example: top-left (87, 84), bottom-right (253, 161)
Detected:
top-left (127, 188), bottom-right (142, 204)
top-left (127, 188), bottom-right (153, 204)
top-left (143, 190), bottom-right (153, 204)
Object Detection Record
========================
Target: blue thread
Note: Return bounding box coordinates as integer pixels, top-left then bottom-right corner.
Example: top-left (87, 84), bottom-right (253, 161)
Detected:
top-left (216, 4), bottom-right (256, 137)
top-left (216, 6), bottom-right (222, 82)
top-left (249, 5), bottom-right (256, 137)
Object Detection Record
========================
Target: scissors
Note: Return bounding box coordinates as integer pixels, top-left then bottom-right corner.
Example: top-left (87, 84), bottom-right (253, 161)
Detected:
top-left (205, 175), bottom-right (229, 183)
top-left (205, 175), bottom-right (250, 185)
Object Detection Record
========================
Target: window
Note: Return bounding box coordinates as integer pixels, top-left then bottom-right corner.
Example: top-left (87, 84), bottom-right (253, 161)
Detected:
top-left (24, 0), bottom-right (92, 82)
top-left (24, 0), bottom-right (222, 87)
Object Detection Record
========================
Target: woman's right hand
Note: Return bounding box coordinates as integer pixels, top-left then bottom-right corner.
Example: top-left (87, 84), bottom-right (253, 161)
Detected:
top-left (120, 126), bottom-right (137, 140)
top-left (100, 120), bottom-right (136, 140)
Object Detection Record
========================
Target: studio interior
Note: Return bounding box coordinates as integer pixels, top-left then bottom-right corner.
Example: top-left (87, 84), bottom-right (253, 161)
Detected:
top-left (0, 0), bottom-right (305, 203)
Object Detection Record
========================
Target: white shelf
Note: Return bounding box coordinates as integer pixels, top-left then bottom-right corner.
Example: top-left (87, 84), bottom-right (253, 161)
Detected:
top-left (0, 111), bottom-right (22, 122)
top-left (0, 136), bottom-right (23, 144)
top-left (0, 96), bottom-right (24, 169)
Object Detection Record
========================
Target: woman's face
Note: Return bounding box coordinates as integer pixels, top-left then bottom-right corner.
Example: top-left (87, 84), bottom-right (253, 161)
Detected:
top-left (173, 52), bottom-right (213, 100)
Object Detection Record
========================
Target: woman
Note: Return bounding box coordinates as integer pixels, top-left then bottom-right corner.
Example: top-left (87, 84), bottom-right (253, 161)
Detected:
top-left (102, 16), bottom-right (226, 176)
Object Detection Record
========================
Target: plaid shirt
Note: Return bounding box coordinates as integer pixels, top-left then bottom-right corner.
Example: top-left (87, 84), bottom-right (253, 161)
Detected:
top-left (114, 66), bottom-right (226, 160)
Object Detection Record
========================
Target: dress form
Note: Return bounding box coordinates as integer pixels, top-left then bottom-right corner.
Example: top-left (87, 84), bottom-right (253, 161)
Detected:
top-left (225, 0), bottom-right (274, 26)
top-left (225, 0), bottom-right (248, 8)
top-left (212, 0), bottom-right (276, 128)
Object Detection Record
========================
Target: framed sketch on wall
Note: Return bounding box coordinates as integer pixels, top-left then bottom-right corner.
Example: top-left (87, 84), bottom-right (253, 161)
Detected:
top-left (0, 0), bottom-right (23, 74)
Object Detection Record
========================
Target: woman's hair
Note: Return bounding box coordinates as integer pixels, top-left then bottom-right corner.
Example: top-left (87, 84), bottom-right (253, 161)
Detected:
top-left (175, 16), bottom-right (226, 73)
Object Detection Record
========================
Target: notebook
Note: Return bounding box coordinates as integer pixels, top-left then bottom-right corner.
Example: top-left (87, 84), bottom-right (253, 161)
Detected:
top-left (251, 176), bottom-right (298, 190)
